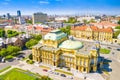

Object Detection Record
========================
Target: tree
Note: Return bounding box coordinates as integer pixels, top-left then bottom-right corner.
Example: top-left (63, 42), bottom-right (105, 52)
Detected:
top-left (118, 20), bottom-right (120, 25)
top-left (68, 17), bottom-right (77, 23)
top-left (7, 45), bottom-right (21, 56)
top-left (60, 26), bottom-right (71, 35)
top-left (26, 19), bottom-right (32, 24)
top-left (25, 39), bottom-right (39, 49)
top-left (32, 34), bottom-right (42, 41)
top-left (113, 30), bottom-right (120, 38)
top-left (0, 48), bottom-right (8, 57)
top-left (28, 54), bottom-right (33, 60)
top-left (0, 29), bottom-right (5, 37)
top-left (83, 19), bottom-right (89, 24)
top-left (40, 76), bottom-right (52, 80)
top-left (115, 26), bottom-right (120, 29)
top-left (90, 19), bottom-right (96, 23)
top-left (7, 30), bottom-right (19, 38)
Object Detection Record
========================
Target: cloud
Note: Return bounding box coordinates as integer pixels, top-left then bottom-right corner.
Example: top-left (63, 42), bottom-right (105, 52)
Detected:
top-left (39, 1), bottom-right (49, 4)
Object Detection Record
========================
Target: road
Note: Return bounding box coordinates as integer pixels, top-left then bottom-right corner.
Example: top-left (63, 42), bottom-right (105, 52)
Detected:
top-left (0, 50), bottom-right (31, 70)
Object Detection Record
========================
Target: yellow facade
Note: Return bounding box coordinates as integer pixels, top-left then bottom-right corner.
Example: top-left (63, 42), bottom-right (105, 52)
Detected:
top-left (32, 30), bottom-right (102, 73)
top-left (71, 26), bottom-right (113, 42)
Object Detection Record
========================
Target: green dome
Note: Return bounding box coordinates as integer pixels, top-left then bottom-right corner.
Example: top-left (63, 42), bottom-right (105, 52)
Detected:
top-left (44, 29), bottom-right (67, 40)
top-left (59, 40), bottom-right (83, 50)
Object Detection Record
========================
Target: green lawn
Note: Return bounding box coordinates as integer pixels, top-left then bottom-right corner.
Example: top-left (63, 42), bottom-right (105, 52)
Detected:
top-left (100, 48), bottom-right (111, 54)
top-left (0, 68), bottom-right (40, 80)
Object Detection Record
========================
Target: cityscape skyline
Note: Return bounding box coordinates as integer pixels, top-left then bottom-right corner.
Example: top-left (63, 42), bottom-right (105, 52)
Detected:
top-left (0, 0), bottom-right (120, 15)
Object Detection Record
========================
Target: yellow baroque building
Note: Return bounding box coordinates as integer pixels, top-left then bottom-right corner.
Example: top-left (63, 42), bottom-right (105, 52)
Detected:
top-left (71, 25), bottom-right (113, 43)
top-left (32, 29), bottom-right (103, 73)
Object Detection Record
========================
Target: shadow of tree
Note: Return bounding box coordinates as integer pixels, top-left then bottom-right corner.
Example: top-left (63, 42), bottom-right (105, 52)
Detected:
top-left (97, 58), bottom-right (112, 74)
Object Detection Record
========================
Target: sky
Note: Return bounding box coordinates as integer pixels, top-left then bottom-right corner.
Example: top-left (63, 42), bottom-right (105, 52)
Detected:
top-left (0, 0), bottom-right (120, 15)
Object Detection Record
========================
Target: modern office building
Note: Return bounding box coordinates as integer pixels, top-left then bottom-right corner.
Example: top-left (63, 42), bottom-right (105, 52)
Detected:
top-left (32, 29), bottom-right (103, 73)
top-left (7, 13), bottom-right (11, 20)
top-left (17, 10), bottom-right (21, 17)
top-left (32, 12), bottom-right (48, 24)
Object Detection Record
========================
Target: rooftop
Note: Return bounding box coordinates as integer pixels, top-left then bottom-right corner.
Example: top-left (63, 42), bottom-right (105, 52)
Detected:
top-left (44, 29), bottom-right (67, 40)
top-left (59, 40), bottom-right (83, 50)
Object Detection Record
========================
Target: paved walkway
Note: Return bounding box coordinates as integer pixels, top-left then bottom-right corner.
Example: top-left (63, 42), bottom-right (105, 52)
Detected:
top-left (0, 66), bottom-right (14, 75)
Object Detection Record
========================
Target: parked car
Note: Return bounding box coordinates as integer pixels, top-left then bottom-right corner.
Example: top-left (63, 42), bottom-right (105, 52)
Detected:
top-left (54, 72), bottom-right (59, 75)
top-left (43, 69), bottom-right (48, 72)
top-left (107, 47), bottom-right (112, 49)
top-left (117, 48), bottom-right (120, 51)
top-left (67, 76), bottom-right (73, 79)
top-left (60, 74), bottom-right (66, 77)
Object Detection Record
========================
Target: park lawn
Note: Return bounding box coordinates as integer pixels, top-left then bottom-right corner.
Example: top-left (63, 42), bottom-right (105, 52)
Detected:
top-left (100, 48), bottom-right (111, 54)
top-left (0, 68), bottom-right (40, 80)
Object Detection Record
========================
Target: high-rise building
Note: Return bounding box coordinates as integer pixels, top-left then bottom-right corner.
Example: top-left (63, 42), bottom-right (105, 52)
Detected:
top-left (17, 10), bottom-right (21, 17)
top-left (7, 13), bottom-right (11, 19)
top-left (32, 12), bottom-right (48, 24)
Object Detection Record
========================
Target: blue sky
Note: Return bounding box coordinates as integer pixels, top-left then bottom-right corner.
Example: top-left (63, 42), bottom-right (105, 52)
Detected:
top-left (0, 0), bottom-right (120, 15)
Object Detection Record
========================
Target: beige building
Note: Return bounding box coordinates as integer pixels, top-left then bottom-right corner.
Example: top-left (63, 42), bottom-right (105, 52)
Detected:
top-left (71, 25), bottom-right (113, 43)
top-left (32, 30), bottom-right (103, 73)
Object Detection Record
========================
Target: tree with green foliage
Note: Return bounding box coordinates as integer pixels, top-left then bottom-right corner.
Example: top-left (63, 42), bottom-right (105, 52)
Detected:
top-left (0, 29), bottom-right (5, 37)
top-left (89, 19), bottom-right (96, 23)
top-left (68, 17), bottom-right (77, 23)
top-left (25, 34), bottom-right (42, 49)
top-left (25, 39), bottom-right (38, 49)
top-left (26, 19), bottom-right (32, 24)
top-left (32, 34), bottom-right (42, 41)
top-left (118, 20), bottom-right (120, 25)
top-left (7, 30), bottom-right (19, 38)
top-left (28, 54), bottom-right (33, 60)
top-left (83, 19), bottom-right (89, 24)
top-left (0, 46), bottom-right (21, 57)
top-left (7, 45), bottom-right (21, 56)
top-left (60, 26), bottom-right (71, 35)
top-left (115, 26), bottom-right (120, 29)
top-left (40, 76), bottom-right (52, 80)
top-left (0, 48), bottom-right (8, 57)
top-left (113, 30), bottom-right (120, 39)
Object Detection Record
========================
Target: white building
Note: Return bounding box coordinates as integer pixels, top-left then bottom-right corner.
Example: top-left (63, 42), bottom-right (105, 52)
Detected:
top-left (77, 16), bottom-right (95, 22)
top-left (55, 17), bottom-right (69, 22)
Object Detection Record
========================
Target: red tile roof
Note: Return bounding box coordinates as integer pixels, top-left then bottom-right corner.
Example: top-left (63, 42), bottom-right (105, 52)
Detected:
top-left (71, 25), bottom-right (113, 33)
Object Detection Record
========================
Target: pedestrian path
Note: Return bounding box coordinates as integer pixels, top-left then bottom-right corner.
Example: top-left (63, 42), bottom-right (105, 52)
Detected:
top-left (0, 66), bottom-right (14, 75)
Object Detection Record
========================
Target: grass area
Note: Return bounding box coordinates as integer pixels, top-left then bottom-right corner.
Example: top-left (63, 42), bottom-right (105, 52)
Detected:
top-left (100, 48), bottom-right (111, 54)
top-left (0, 66), bottom-right (11, 73)
top-left (55, 69), bottom-right (73, 75)
top-left (0, 68), bottom-right (41, 80)
top-left (39, 65), bottom-right (50, 70)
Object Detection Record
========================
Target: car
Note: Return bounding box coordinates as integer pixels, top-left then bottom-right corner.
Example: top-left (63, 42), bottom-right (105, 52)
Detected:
top-left (60, 74), bottom-right (66, 77)
top-left (117, 48), bottom-right (120, 51)
top-left (67, 76), bottom-right (73, 79)
top-left (43, 69), bottom-right (48, 72)
top-left (107, 47), bottom-right (112, 49)
top-left (54, 72), bottom-right (59, 75)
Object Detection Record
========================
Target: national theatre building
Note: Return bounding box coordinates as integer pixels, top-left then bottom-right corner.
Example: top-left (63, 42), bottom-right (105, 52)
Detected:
top-left (32, 30), bottom-right (103, 73)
